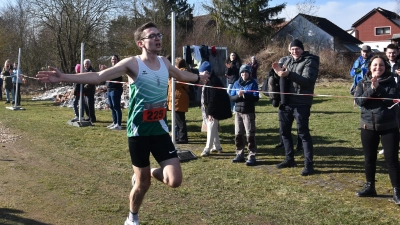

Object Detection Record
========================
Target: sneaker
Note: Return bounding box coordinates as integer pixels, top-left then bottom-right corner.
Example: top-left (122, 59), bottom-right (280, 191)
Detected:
top-left (210, 148), bottom-right (222, 153)
top-left (276, 160), bottom-right (297, 169)
top-left (70, 117), bottom-right (79, 122)
top-left (201, 149), bottom-right (210, 157)
top-left (356, 182), bottom-right (377, 197)
top-left (131, 174), bottom-right (136, 187)
top-left (245, 155), bottom-right (256, 166)
top-left (124, 217), bottom-right (139, 225)
top-left (5, 101), bottom-right (10, 104)
top-left (301, 164), bottom-right (314, 176)
top-left (379, 149), bottom-right (384, 155)
top-left (110, 125), bottom-right (122, 130)
top-left (11, 101), bottom-right (15, 104)
top-left (107, 123), bottom-right (116, 128)
top-left (232, 154), bottom-right (245, 163)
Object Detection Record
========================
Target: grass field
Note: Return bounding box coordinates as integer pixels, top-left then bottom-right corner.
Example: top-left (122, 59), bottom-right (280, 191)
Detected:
top-left (1, 81), bottom-right (400, 225)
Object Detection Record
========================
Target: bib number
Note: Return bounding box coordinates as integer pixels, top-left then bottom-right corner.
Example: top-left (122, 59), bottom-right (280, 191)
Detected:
top-left (143, 108), bottom-right (166, 122)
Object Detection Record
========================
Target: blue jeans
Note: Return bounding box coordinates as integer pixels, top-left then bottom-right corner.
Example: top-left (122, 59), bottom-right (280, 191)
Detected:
top-left (5, 88), bottom-right (14, 102)
top-left (108, 89), bottom-right (122, 126)
top-left (278, 104), bottom-right (313, 164)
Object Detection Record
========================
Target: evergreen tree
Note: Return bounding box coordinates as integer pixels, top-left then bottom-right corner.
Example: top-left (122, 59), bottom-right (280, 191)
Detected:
top-left (204, 0), bottom-right (285, 39)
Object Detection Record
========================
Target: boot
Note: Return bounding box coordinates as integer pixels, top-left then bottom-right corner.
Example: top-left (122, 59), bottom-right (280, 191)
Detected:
top-left (301, 163), bottom-right (314, 176)
top-left (356, 182), bottom-right (377, 197)
top-left (393, 188), bottom-right (400, 205)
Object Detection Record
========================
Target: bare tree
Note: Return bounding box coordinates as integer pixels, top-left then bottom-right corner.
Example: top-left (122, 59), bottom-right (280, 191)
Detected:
top-left (27, 0), bottom-right (119, 73)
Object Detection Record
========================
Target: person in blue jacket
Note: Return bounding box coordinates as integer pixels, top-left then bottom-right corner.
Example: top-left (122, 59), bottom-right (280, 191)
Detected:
top-left (230, 64), bottom-right (259, 166)
top-left (350, 45), bottom-right (373, 95)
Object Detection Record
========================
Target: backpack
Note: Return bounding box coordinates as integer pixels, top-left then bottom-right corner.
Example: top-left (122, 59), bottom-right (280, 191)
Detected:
top-left (261, 68), bottom-right (280, 107)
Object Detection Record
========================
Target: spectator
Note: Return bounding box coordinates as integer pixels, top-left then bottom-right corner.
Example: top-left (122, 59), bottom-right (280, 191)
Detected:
top-left (2, 59), bottom-right (14, 104)
top-left (230, 64), bottom-right (259, 166)
top-left (273, 55), bottom-right (303, 151)
top-left (168, 57), bottom-right (190, 144)
top-left (272, 39), bottom-right (319, 176)
top-left (100, 55), bottom-right (123, 130)
top-left (200, 61), bottom-right (232, 156)
top-left (36, 21), bottom-right (210, 225)
top-left (83, 59), bottom-right (97, 123)
top-left (247, 56), bottom-right (259, 83)
top-left (71, 64), bottom-right (86, 122)
top-left (225, 52), bottom-right (241, 112)
top-left (11, 62), bottom-right (23, 106)
top-left (354, 55), bottom-right (400, 205)
top-left (350, 45), bottom-right (373, 95)
top-left (380, 44), bottom-right (400, 154)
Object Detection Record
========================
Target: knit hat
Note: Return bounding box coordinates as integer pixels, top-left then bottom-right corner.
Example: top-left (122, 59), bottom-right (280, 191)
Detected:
top-left (199, 61), bottom-right (212, 73)
top-left (290, 39), bottom-right (304, 51)
top-left (75, 64), bottom-right (81, 73)
top-left (239, 64), bottom-right (251, 74)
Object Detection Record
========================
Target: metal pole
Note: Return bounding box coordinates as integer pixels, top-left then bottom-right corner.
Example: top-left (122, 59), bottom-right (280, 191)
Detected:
top-left (14, 48), bottom-right (21, 107)
top-left (79, 43), bottom-right (84, 121)
top-left (171, 11), bottom-right (176, 144)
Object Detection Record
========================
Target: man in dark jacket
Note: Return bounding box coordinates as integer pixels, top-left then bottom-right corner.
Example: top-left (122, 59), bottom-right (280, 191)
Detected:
top-left (272, 39), bottom-right (319, 176)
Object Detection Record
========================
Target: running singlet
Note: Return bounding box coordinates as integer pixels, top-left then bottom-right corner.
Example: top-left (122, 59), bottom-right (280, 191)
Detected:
top-left (127, 56), bottom-right (170, 137)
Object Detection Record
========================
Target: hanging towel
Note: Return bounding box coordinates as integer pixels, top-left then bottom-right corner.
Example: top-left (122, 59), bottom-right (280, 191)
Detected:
top-left (193, 45), bottom-right (202, 61)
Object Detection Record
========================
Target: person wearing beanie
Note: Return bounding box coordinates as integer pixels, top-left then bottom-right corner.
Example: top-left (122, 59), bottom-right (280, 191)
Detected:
top-left (200, 61), bottom-right (232, 156)
top-left (229, 64), bottom-right (259, 166)
top-left (271, 39), bottom-right (319, 176)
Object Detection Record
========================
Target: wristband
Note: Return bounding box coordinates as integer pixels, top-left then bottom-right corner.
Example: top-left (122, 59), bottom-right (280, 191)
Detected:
top-left (196, 74), bottom-right (200, 84)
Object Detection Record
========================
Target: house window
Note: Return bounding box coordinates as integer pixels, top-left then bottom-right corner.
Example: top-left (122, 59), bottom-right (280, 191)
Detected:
top-left (375, 27), bottom-right (391, 35)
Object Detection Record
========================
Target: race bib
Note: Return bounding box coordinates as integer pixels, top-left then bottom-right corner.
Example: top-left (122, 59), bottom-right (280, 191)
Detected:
top-left (142, 101), bottom-right (167, 122)
top-left (143, 108), bottom-right (166, 122)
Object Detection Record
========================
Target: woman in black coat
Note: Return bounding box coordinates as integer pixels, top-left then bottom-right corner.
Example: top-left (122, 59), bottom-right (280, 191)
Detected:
top-left (354, 55), bottom-right (400, 205)
top-left (200, 61), bottom-right (232, 156)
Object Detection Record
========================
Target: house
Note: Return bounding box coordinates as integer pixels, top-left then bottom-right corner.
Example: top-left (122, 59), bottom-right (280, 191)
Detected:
top-left (272, 13), bottom-right (363, 53)
top-left (351, 7), bottom-right (400, 52)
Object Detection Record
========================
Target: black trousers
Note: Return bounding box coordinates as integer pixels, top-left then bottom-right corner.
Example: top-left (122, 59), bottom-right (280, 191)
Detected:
top-left (361, 128), bottom-right (400, 188)
top-left (175, 111), bottom-right (188, 141)
top-left (279, 104), bottom-right (313, 164)
top-left (84, 94), bottom-right (96, 121)
top-left (13, 83), bottom-right (21, 105)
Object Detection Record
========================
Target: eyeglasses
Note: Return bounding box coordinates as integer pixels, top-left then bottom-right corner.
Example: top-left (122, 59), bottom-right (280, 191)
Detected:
top-left (141, 33), bottom-right (163, 40)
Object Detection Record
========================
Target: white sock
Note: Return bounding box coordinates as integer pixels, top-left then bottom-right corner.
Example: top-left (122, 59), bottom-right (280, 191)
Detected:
top-left (128, 211), bottom-right (139, 221)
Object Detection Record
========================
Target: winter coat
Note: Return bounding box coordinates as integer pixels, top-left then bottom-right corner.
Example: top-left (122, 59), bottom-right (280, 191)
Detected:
top-left (230, 77), bottom-right (259, 113)
top-left (225, 59), bottom-right (241, 84)
top-left (83, 66), bottom-right (96, 95)
top-left (355, 72), bottom-right (399, 131)
top-left (203, 74), bottom-right (232, 120)
top-left (280, 51), bottom-right (319, 106)
top-left (2, 67), bottom-right (13, 90)
top-left (167, 73), bottom-right (189, 113)
top-left (247, 61), bottom-right (259, 80)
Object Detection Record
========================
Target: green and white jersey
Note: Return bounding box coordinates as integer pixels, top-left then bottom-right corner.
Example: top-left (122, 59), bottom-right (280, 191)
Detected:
top-left (127, 56), bottom-right (170, 137)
